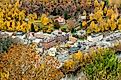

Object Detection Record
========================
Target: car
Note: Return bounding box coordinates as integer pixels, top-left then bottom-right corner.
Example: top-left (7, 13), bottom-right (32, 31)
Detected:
top-left (73, 30), bottom-right (86, 38)
top-left (88, 42), bottom-right (96, 48)
top-left (104, 36), bottom-right (113, 41)
top-left (114, 33), bottom-right (121, 38)
top-left (47, 48), bottom-right (57, 56)
top-left (4, 32), bottom-right (14, 36)
top-left (56, 53), bottom-right (69, 63)
top-left (15, 32), bottom-right (25, 36)
top-left (68, 47), bottom-right (79, 54)
top-left (87, 33), bottom-right (103, 42)
top-left (80, 46), bottom-right (87, 51)
top-left (114, 30), bottom-right (121, 33)
top-left (105, 38), bottom-right (111, 41)
top-left (97, 41), bottom-right (112, 48)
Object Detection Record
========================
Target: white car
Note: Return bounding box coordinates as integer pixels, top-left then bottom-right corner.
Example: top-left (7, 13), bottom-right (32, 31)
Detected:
top-left (32, 39), bottom-right (42, 44)
top-left (113, 33), bottom-right (121, 38)
top-left (4, 32), bottom-right (14, 36)
top-left (97, 41), bottom-right (112, 48)
top-left (87, 33), bottom-right (103, 42)
top-left (74, 30), bottom-right (86, 38)
top-left (80, 16), bottom-right (86, 20)
top-left (47, 48), bottom-right (57, 57)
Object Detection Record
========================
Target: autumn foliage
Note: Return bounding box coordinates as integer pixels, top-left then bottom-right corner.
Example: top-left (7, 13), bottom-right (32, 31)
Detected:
top-left (61, 48), bottom-right (118, 73)
top-left (0, 44), bottom-right (64, 80)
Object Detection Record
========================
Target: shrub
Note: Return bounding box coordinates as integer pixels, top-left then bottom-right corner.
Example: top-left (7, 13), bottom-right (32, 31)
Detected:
top-left (0, 35), bottom-right (13, 53)
top-left (83, 49), bottom-right (121, 80)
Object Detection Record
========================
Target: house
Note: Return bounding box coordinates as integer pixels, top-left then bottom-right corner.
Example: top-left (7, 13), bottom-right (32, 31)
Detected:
top-left (40, 32), bottom-right (69, 49)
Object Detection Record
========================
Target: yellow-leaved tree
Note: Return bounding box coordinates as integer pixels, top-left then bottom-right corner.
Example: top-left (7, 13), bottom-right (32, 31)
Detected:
top-left (64, 60), bottom-right (75, 70)
top-left (72, 50), bottom-right (83, 62)
top-left (118, 24), bottom-right (121, 30)
top-left (111, 21), bottom-right (117, 31)
top-left (94, 0), bottom-right (100, 7)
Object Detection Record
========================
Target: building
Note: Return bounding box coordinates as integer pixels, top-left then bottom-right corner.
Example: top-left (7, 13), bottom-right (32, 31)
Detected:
top-left (38, 31), bottom-right (69, 49)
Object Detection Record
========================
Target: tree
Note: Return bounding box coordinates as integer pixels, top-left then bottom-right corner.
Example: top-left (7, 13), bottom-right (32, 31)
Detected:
top-left (83, 49), bottom-right (121, 80)
top-left (0, 44), bottom-right (64, 80)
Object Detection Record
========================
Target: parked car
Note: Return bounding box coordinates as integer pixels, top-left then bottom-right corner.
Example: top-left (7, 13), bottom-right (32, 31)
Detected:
top-left (96, 41), bottom-right (112, 48)
top-left (68, 47), bottom-right (79, 54)
top-left (73, 30), bottom-right (86, 38)
top-left (87, 33), bottom-right (103, 42)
